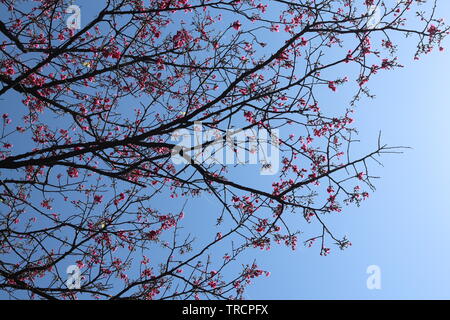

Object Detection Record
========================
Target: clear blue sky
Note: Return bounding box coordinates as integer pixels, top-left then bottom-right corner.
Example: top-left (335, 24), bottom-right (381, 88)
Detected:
top-left (158, 0), bottom-right (450, 299)
top-left (2, 0), bottom-right (450, 300)
top-left (242, 1), bottom-right (450, 300)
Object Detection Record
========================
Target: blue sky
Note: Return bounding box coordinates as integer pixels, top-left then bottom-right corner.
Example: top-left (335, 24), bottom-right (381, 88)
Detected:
top-left (162, 0), bottom-right (450, 299)
top-left (243, 1), bottom-right (450, 300)
top-left (1, 0), bottom-right (450, 300)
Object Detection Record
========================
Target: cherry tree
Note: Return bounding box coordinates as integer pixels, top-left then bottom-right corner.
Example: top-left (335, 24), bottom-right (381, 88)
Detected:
top-left (0, 0), bottom-right (447, 299)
